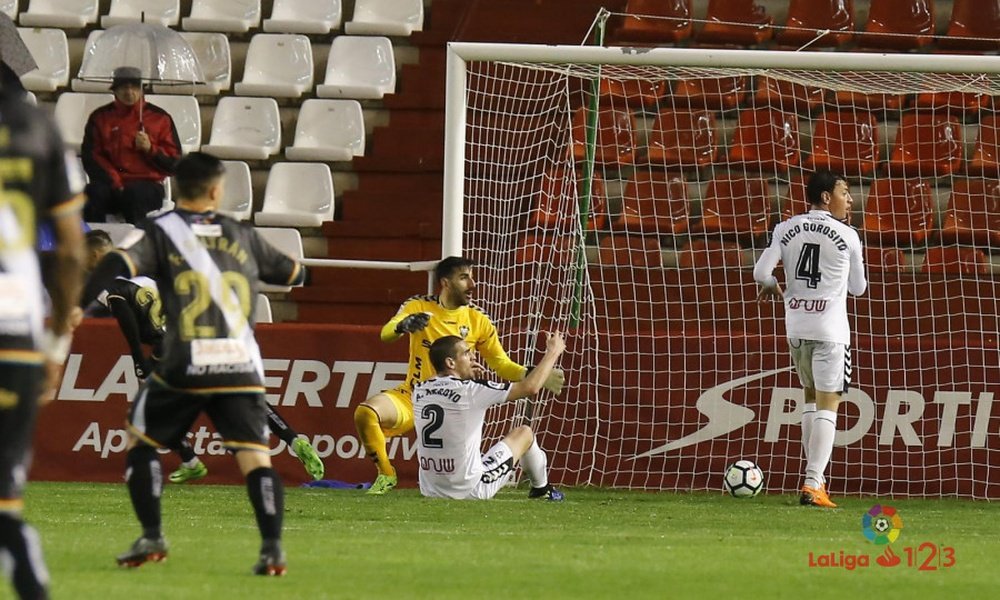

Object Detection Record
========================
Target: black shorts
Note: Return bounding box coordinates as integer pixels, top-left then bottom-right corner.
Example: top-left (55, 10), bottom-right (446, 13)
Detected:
top-left (0, 363), bottom-right (43, 506)
top-left (127, 379), bottom-right (269, 452)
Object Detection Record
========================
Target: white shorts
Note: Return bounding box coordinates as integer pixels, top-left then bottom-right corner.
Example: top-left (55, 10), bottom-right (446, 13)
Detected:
top-left (467, 441), bottom-right (515, 500)
top-left (788, 338), bottom-right (851, 394)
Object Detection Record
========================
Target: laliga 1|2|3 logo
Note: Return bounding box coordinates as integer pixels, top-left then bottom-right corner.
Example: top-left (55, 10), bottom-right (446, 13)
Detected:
top-left (808, 505), bottom-right (956, 571)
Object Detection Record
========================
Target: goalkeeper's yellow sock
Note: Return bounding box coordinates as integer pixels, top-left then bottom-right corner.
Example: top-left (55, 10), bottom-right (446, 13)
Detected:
top-left (354, 404), bottom-right (395, 476)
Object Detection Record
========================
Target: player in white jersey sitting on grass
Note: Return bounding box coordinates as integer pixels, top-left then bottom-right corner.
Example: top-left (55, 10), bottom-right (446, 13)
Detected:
top-left (413, 332), bottom-right (566, 501)
top-left (753, 170), bottom-right (867, 509)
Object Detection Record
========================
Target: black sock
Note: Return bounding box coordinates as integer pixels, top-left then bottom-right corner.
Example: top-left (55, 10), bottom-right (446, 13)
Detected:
top-left (265, 405), bottom-right (299, 446)
top-left (125, 445), bottom-right (162, 540)
top-left (0, 514), bottom-right (49, 600)
top-left (246, 467), bottom-right (284, 546)
top-left (171, 438), bottom-right (197, 464)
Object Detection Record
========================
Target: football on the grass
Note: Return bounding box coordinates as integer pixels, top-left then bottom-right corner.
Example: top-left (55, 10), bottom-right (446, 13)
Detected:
top-left (724, 460), bottom-right (765, 498)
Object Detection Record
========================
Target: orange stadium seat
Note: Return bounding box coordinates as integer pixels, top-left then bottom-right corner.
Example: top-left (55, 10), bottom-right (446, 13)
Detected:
top-left (857, 0), bottom-right (935, 50)
top-left (887, 112), bottom-right (965, 177)
top-left (671, 77), bottom-right (750, 111)
top-left (693, 176), bottom-right (772, 239)
top-left (598, 235), bottom-right (662, 268)
top-left (775, 0), bottom-right (855, 48)
top-left (515, 233), bottom-right (576, 266)
top-left (677, 239), bottom-right (745, 269)
top-left (571, 106), bottom-right (638, 166)
top-left (695, 0), bottom-right (773, 46)
top-left (939, 0), bottom-right (1000, 51)
top-left (921, 246), bottom-right (990, 275)
top-left (614, 171), bottom-right (690, 235)
top-left (968, 115), bottom-right (1000, 176)
top-left (727, 108), bottom-right (801, 173)
top-left (939, 178), bottom-right (1000, 247)
top-left (912, 92), bottom-right (990, 117)
top-left (752, 77), bottom-right (825, 114)
top-left (865, 246), bottom-right (907, 271)
top-left (611, 0), bottom-right (693, 45)
top-left (598, 78), bottom-right (668, 111)
top-left (804, 110), bottom-right (880, 177)
top-left (830, 73), bottom-right (905, 112)
top-left (862, 178), bottom-right (936, 246)
top-left (783, 173), bottom-right (810, 217)
top-left (529, 166), bottom-right (608, 232)
top-left (645, 108), bottom-right (717, 169)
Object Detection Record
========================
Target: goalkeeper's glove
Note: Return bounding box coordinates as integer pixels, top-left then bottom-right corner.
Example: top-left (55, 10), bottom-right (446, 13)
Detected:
top-left (395, 312), bottom-right (431, 334)
top-left (542, 368), bottom-right (565, 395)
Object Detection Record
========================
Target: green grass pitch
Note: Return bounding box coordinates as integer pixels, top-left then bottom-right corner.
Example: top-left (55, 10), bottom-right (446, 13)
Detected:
top-left (22, 482), bottom-right (999, 599)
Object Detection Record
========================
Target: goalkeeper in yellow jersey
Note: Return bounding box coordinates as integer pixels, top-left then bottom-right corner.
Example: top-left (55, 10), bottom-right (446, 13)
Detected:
top-left (355, 256), bottom-right (565, 494)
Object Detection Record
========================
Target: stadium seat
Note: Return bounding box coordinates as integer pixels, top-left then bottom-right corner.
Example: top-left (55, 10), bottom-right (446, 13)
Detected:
top-left (598, 78), bottom-right (668, 110)
top-left (346, 0), bottom-right (423, 36)
top-left (254, 294), bottom-right (273, 323)
top-left (201, 97), bottom-right (281, 160)
top-left (829, 73), bottom-right (905, 111)
top-left (677, 239), bottom-right (745, 269)
top-left (1, 0), bottom-right (16, 19)
top-left (264, 0), bottom-right (342, 34)
top-left (671, 77), bottom-right (750, 111)
top-left (217, 161), bottom-right (253, 221)
top-left (102, 0), bottom-right (180, 27)
top-left (912, 92), bottom-right (990, 117)
top-left (316, 36), bottom-right (396, 100)
top-left (24, 91), bottom-right (37, 106)
top-left (597, 235), bottom-right (662, 268)
top-left (614, 171), bottom-right (690, 236)
top-left (804, 110), bottom-right (880, 177)
top-left (529, 166), bottom-right (607, 233)
top-left (969, 115), bottom-right (1000, 176)
top-left (727, 108), bottom-right (801, 173)
top-left (87, 222), bottom-right (138, 247)
top-left (146, 94), bottom-right (201, 154)
top-left (695, 0), bottom-right (773, 46)
top-left (182, 0), bottom-right (260, 33)
top-left (752, 77), bottom-right (825, 114)
top-left (939, 0), bottom-right (1000, 51)
top-left (254, 163), bottom-right (335, 227)
top-left (611, 0), bottom-right (693, 45)
top-left (939, 178), bottom-right (1000, 247)
top-left (515, 233), bottom-right (576, 266)
top-left (865, 246), bottom-right (907, 271)
top-left (19, 0), bottom-right (98, 28)
top-left (861, 178), bottom-right (936, 246)
top-left (857, 0), bottom-right (935, 50)
top-left (775, 0), bottom-right (854, 48)
top-left (17, 27), bottom-right (69, 92)
top-left (693, 176), bottom-right (772, 239)
top-left (285, 99), bottom-right (365, 162)
top-left (255, 227), bottom-right (303, 292)
top-left (782, 173), bottom-right (810, 217)
top-left (645, 109), bottom-right (716, 169)
top-left (921, 246), bottom-right (990, 275)
top-left (234, 33), bottom-right (314, 98)
top-left (571, 106), bottom-right (638, 166)
top-left (54, 92), bottom-right (113, 151)
top-left (887, 112), bottom-right (964, 177)
top-left (70, 31), bottom-right (116, 93)
top-left (162, 32), bottom-right (232, 95)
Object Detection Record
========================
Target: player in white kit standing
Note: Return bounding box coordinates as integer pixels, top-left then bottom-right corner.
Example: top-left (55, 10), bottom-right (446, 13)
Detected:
top-left (753, 170), bottom-right (867, 508)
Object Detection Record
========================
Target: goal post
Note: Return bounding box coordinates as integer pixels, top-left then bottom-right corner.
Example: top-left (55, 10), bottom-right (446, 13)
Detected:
top-left (444, 42), bottom-right (1000, 498)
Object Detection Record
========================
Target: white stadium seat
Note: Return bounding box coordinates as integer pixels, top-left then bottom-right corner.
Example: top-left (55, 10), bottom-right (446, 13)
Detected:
top-left (254, 162), bottom-right (334, 227)
top-left (23, 91), bottom-right (37, 105)
top-left (54, 92), bottom-right (113, 151)
top-left (71, 31), bottom-right (110, 93)
top-left (346, 0), bottom-right (423, 36)
top-left (2, 0), bottom-right (17, 19)
top-left (234, 33), bottom-right (313, 98)
top-left (254, 294), bottom-right (273, 323)
top-left (182, 0), bottom-right (260, 33)
top-left (146, 94), bottom-right (201, 153)
top-left (201, 96), bottom-right (281, 160)
top-left (217, 160), bottom-right (253, 221)
top-left (19, 0), bottom-right (98, 28)
top-left (255, 227), bottom-right (303, 292)
top-left (285, 99), bottom-right (365, 162)
top-left (102, 0), bottom-right (180, 27)
top-left (316, 36), bottom-right (395, 100)
top-left (17, 27), bottom-right (69, 92)
top-left (151, 32), bottom-right (233, 95)
top-left (264, 0), bottom-right (341, 34)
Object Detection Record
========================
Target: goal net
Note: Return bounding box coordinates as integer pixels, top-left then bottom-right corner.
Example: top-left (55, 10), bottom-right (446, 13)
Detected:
top-left (445, 43), bottom-right (1000, 499)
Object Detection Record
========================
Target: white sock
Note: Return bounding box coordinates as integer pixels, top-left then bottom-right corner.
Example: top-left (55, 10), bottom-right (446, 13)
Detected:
top-left (805, 409), bottom-right (836, 489)
top-left (183, 458), bottom-right (200, 468)
top-left (801, 402), bottom-right (817, 459)
top-left (520, 440), bottom-right (548, 488)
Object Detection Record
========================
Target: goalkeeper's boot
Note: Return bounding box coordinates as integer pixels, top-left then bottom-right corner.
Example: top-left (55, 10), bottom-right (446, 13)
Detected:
top-left (292, 437), bottom-right (325, 481)
top-left (800, 484), bottom-right (837, 508)
top-left (168, 460), bottom-right (208, 484)
top-left (252, 547), bottom-right (287, 576)
top-left (528, 484), bottom-right (565, 502)
top-left (367, 472), bottom-right (398, 495)
top-left (116, 536), bottom-right (168, 568)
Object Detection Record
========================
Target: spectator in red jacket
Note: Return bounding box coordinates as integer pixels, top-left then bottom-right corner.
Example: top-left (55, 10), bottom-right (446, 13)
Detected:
top-left (82, 66), bottom-right (182, 224)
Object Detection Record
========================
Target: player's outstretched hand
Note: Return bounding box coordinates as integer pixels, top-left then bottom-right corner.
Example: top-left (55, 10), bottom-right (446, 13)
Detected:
top-left (545, 331), bottom-right (566, 355)
top-left (395, 312), bottom-right (431, 334)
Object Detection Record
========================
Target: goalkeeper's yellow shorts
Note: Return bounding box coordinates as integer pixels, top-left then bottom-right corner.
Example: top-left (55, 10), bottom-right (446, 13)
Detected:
top-left (381, 386), bottom-right (414, 437)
